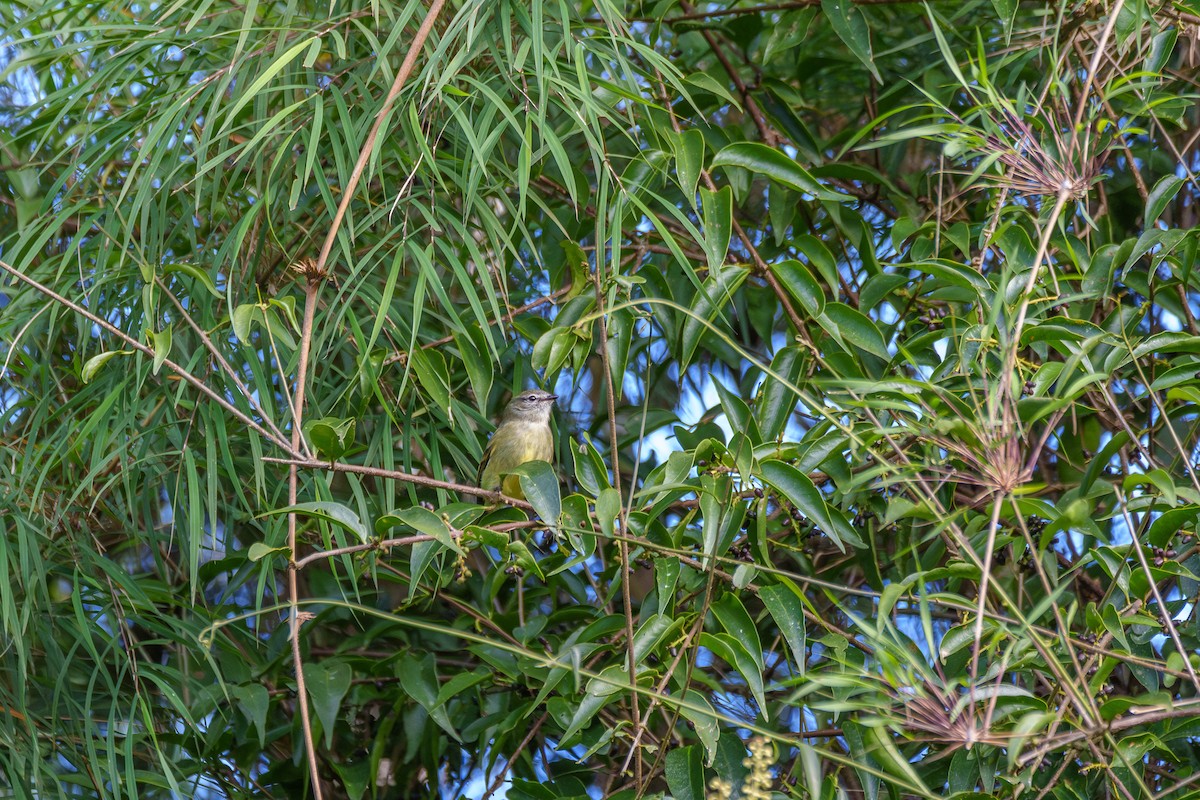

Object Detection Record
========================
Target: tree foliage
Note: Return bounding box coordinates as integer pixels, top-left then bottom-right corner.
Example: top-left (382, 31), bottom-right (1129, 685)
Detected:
top-left (4, 0), bottom-right (1200, 797)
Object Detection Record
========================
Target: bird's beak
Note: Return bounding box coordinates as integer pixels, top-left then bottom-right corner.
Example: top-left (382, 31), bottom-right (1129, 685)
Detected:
top-left (548, 394), bottom-right (558, 401)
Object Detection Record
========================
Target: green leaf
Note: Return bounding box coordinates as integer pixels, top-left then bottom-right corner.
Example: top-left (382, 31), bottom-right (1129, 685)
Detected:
top-left (572, 437), bottom-right (610, 497)
top-left (710, 143), bottom-right (840, 200)
top-left (304, 660), bottom-right (352, 748)
top-left (531, 326), bottom-right (577, 375)
top-left (631, 613), bottom-right (682, 666)
top-left (665, 745), bottom-right (704, 800)
top-left (397, 653), bottom-right (459, 740)
top-left (513, 460), bottom-right (561, 524)
top-left (713, 378), bottom-right (759, 444)
top-left (759, 582), bottom-right (808, 674)
top-left (163, 261), bottom-right (222, 297)
top-left (410, 347), bottom-right (452, 416)
top-left (248, 542), bottom-right (289, 562)
top-left (680, 264), bottom-right (749, 368)
top-left (819, 302), bottom-right (890, 359)
top-left (232, 684), bottom-right (269, 747)
top-left (560, 664), bottom-right (627, 744)
top-left (821, 0), bottom-right (881, 80)
top-left (771, 259), bottom-right (825, 316)
top-left (759, 460), bottom-right (864, 551)
top-left (305, 416), bottom-right (357, 460)
top-left (684, 72), bottom-right (742, 110)
top-left (259, 501), bottom-right (369, 544)
top-left (700, 185), bottom-right (733, 271)
top-left (678, 691), bottom-right (720, 766)
top-left (380, 506), bottom-right (463, 554)
top-left (796, 234), bottom-right (839, 290)
top-left (712, 594), bottom-right (763, 673)
top-left (1145, 175), bottom-right (1183, 228)
top-left (504, 539), bottom-right (545, 581)
top-left (81, 350), bottom-right (133, 383)
top-left (231, 302), bottom-right (260, 344)
top-left (758, 346), bottom-right (805, 441)
top-left (596, 487), bottom-right (621, 539)
top-left (218, 36), bottom-right (318, 133)
top-left (700, 631), bottom-right (767, 718)
top-left (673, 128), bottom-right (705, 209)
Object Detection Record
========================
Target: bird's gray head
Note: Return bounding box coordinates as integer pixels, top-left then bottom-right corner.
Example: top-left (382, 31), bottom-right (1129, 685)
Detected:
top-left (502, 389), bottom-right (558, 423)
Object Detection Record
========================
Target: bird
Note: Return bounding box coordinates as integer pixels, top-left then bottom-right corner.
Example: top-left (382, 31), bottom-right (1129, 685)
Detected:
top-left (477, 389), bottom-right (558, 501)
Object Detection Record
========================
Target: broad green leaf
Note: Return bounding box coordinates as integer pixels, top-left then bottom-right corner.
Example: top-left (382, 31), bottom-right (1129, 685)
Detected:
top-left (410, 347), bottom-right (452, 416)
top-left (163, 261), bottom-right (222, 297)
top-left (673, 128), bottom-right (705, 209)
top-left (81, 350), bottom-right (133, 383)
top-left (305, 416), bottom-right (357, 460)
top-left (259, 501), bottom-right (369, 544)
top-left (680, 264), bottom-right (749, 368)
top-left (232, 684), bottom-right (269, 747)
top-left (1145, 175), bottom-right (1183, 228)
top-left (710, 143), bottom-right (840, 200)
top-left (684, 72), bottom-right (742, 110)
top-left (712, 594), bottom-right (763, 673)
top-left (396, 653), bottom-right (458, 740)
top-left (771, 259), bottom-right (825, 316)
top-left (819, 302), bottom-right (890, 359)
top-left (597, 487), bottom-right (621, 543)
top-left (380, 506), bottom-right (463, 554)
top-left (760, 582), bottom-right (808, 673)
top-left (700, 632), bottom-right (767, 719)
top-left (514, 460), bottom-right (562, 525)
top-left (678, 691), bottom-right (720, 765)
top-left (700, 185), bottom-right (733, 271)
top-left (758, 346), bottom-right (805, 440)
top-left (665, 745), bottom-right (704, 800)
top-left (759, 460), bottom-right (865, 551)
top-left (304, 660), bottom-right (352, 748)
top-left (821, 0), bottom-right (880, 80)
top-left (572, 437), bottom-right (610, 497)
top-left (247, 542), bottom-right (288, 562)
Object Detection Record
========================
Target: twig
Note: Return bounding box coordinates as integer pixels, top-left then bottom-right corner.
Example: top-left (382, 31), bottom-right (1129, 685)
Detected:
top-left (287, 266), bottom-right (324, 799)
top-left (0, 259), bottom-right (292, 453)
top-left (1115, 488), bottom-right (1200, 693)
top-left (482, 714), bottom-right (547, 800)
top-left (312, 0), bottom-right (447, 278)
top-left (261, 456), bottom-right (534, 511)
top-left (591, 263), bottom-right (643, 784)
top-left (680, 0), bottom-right (775, 145)
top-left (293, 533), bottom-right (441, 571)
top-left (154, 277), bottom-right (290, 445)
top-left (284, 2), bottom-right (447, 789)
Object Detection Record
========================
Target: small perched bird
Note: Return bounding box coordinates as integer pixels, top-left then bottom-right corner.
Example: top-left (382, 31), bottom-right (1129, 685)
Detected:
top-left (477, 389), bottom-right (558, 500)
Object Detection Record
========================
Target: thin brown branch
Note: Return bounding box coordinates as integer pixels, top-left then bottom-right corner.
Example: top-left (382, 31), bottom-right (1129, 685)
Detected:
top-left (262, 456), bottom-right (534, 511)
top-left (1116, 489), bottom-right (1200, 692)
top-left (1018, 698), bottom-right (1200, 767)
top-left (679, 1), bottom-right (776, 145)
top-left (0, 259), bottom-right (293, 453)
top-left (286, 3), bottom-right (447, 788)
top-left (482, 714), bottom-right (548, 800)
top-left (287, 268), bottom-right (324, 799)
top-left (155, 277), bottom-right (290, 445)
top-left (591, 264), bottom-right (643, 784)
top-left (293, 533), bottom-right (441, 571)
top-left (312, 0), bottom-right (447, 277)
